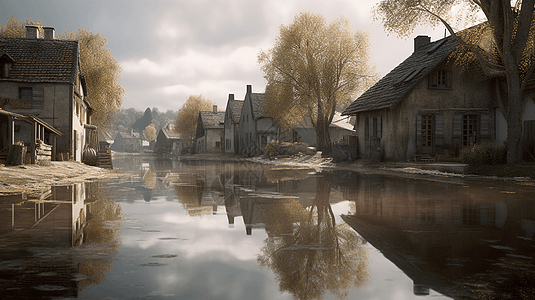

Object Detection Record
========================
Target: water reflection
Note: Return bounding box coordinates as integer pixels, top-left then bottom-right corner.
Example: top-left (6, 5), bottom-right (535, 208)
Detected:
top-left (2, 156), bottom-right (534, 299)
top-left (0, 182), bottom-right (122, 298)
top-left (343, 174), bottom-right (535, 299)
top-left (258, 173), bottom-right (369, 300)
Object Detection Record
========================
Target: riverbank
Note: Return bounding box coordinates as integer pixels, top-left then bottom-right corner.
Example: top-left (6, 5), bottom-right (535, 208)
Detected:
top-left (1, 152), bottom-right (533, 197)
top-left (0, 161), bottom-right (119, 196)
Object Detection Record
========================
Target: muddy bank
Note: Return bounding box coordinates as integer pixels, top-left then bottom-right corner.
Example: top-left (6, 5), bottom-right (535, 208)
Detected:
top-left (0, 161), bottom-right (119, 196)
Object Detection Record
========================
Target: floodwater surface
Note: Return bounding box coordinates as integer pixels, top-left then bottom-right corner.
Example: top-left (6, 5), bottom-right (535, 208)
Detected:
top-left (1, 155), bottom-right (534, 299)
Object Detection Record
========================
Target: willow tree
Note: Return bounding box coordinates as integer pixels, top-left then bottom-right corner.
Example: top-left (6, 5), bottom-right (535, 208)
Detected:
top-left (374, 0), bottom-right (535, 163)
top-left (175, 94), bottom-right (215, 146)
top-left (259, 12), bottom-right (376, 154)
top-left (59, 28), bottom-right (124, 129)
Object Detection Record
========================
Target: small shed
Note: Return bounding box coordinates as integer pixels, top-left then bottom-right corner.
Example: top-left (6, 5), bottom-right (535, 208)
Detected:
top-left (0, 108), bottom-right (64, 164)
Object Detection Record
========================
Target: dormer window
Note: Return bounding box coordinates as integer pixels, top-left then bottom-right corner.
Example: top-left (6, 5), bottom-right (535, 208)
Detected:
top-left (0, 53), bottom-right (15, 78)
top-left (429, 70), bottom-right (452, 89)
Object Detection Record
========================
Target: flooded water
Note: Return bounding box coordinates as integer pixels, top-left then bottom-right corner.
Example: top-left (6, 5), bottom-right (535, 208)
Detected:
top-left (1, 155), bottom-right (534, 299)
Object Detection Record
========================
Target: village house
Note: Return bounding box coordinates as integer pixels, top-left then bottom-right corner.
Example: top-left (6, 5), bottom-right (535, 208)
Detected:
top-left (289, 112), bottom-right (356, 148)
top-left (238, 85), bottom-right (278, 155)
top-left (111, 131), bottom-right (145, 153)
top-left (342, 34), bottom-right (502, 162)
top-left (223, 93), bottom-right (243, 154)
top-left (155, 123), bottom-right (183, 154)
top-left (0, 25), bottom-right (95, 162)
top-left (195, 105), bottom-right (225, 153)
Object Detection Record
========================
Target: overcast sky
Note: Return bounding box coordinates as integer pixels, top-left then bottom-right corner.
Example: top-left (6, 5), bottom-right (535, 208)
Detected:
top-left (1, 0), bottom-right (446, 112)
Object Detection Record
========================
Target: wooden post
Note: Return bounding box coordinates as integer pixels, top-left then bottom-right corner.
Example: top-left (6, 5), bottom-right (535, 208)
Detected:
top-left (8, 116), bottom-right (14, 152)
top-left (40, 125), bottom-right (44, 142)
top-left (52, 135), bottom-right (56, 161)
top-left (31, 121), bottom-right (36, 164)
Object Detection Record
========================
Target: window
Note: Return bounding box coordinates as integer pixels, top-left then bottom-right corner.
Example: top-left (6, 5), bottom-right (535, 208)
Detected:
top-left (215, 141), bottom-right (221, 148)
top-left (421, 114), bottom-right (433, 147)
top-left (19, 87), bottom-right (32, 101)
top-left (429, 70), bottom-right (452, 89)
top-left (364, 116), bottom-right (382, 139)
top-left (462, 115), bottom-right (478, 147)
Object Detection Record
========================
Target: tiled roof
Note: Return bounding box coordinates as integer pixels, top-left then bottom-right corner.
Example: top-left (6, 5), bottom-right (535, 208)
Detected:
top-left (199, 111), bottom-right (225, 129)
top-left (342, 35), bottom-right (459, 115)
top-left (162, 124), bottom-right (181, 140)
top-left (0, 37), bottom-right (79, 83)
top-left (250, 93), bottom-right (267, 119)
top-left (227, 99), bottom-right (244, 123)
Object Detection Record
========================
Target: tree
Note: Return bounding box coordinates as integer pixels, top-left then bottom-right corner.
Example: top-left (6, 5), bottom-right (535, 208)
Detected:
top-left (0, 16), bottom-right (42, 38)
top-left (373, 0), bottom-right (535, 163)
top-left (144, 123), bottom-right (157, 142)
top-left (59, 28), bottom-right (124, 129)
top-left (175, 94), bottom-right (215, 147)
top-left (132, 107), bottom-right (153, 132)
top-left (259, 12), bottom-right (376, 154)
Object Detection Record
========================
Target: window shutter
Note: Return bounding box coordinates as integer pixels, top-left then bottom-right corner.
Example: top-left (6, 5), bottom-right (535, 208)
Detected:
top-left (452, 114), bottom-right (462, 147)
top-left (435, 114), bottom-right (444, 146)
top-left (446, 71), bottom-right (452, 88)
top-left (377, 116), bottom-right (382, 139)
top-left (416, 114), bottom-right (422, 147)
top-left (364, 117), bottom-right (369, 140)
top-left (429, 71), bottom-right (438, 88)
top-left (480, 114), bottom-right (490, 137)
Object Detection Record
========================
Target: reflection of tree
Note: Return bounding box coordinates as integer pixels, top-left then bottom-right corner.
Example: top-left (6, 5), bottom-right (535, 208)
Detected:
top-left (258, 173), bottom-right (369, 300)
top-left (79, 195), bottom-right (124, 290)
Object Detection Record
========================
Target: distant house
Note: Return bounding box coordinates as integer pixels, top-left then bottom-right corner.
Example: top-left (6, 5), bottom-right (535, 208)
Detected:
top-left (342, 35), bottom-right (500, 161)
top-left (195, 105), bottom-right (225, 153)
top-left (289, 112), bottom-right (356, 147)
top-left (223, 94), bottom-right (244, 154)
top-left (156, 123), bottom-right (183, 154)
top-left (0, 25), bottom-right (95, 162)
top-left (238, 85), bottom-right (278, 155)
top-left (111, 131), bottom-right (144, 153)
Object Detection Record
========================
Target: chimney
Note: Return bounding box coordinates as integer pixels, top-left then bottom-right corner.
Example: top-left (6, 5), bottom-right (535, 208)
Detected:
top-left (228, 94), bottom-right (234, 101)
top-left (414, 35), bottom-right (431, 52)
top-left (246, 85), bottom-right (252, 94)
top-left (43, 27), bottom-right (55, 40)
top-left (25, 25), bottom-right (39, 39)
top-left (213, 105), bottom-right (217, 113)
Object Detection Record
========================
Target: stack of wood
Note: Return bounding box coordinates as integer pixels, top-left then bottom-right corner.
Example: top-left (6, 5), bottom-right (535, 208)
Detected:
top-left (36, 140), bottom-right (52, 161)
top-left (0, 147), bottom-right (8, 164)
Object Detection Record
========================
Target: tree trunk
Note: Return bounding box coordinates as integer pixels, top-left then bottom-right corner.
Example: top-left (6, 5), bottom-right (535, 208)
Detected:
top-left (505, 87), bottom-right (523, 163)
top-left (315, 115), bottom-right (332, 155)
top-left (503, 54), bottom-right (524, 164)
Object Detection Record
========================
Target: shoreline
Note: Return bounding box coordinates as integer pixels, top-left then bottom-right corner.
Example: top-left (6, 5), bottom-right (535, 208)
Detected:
top-left (1, 152), bottom-right (533, 197)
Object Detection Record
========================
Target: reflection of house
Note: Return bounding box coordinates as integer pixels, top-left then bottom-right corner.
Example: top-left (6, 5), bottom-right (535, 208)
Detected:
top-left (289, 112), bottom-right (356, 147)
top-left (0, 26), bottom-right (95, 162)
top-left (343, 173), bottom-right (535, 299)
top-left (224, 94), bottom-right (243, 154)
top-left (238, 85), bottom-right (278, 155)
top-left (155, 123), bottom-right (183, 154)
top-left (343, 35), bottom-right (497, 161)
top-left (195, 105), bottom-right (225, 153)
top-left (111, 131), bottom-right (144, 152)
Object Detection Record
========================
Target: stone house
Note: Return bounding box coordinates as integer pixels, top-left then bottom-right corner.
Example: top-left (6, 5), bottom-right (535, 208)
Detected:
top-left (155, 123), bottom-right (183, 154)
top-left (195, 105), bottom-right (225, 153)
top-left (342, 35), bottom-right (498, 161)
top-left (238, 85), bottom-right (278, 155)
top-left (0, 25), bottom-right (94, 162)
top-left (223, 93), bottom-right (243, 154)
